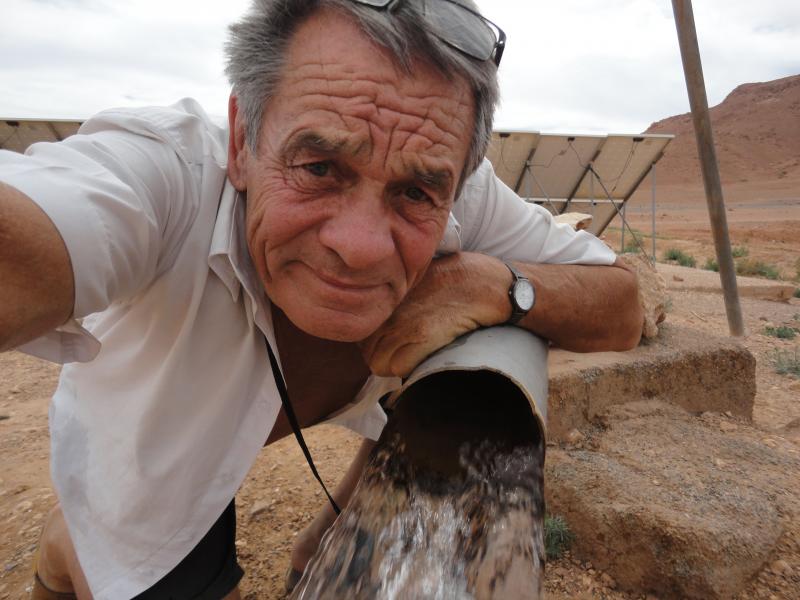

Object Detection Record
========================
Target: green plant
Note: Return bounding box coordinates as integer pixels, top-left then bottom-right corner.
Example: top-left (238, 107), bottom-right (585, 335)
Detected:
top-left (794, 288), bottom-right (800, 299)
top-left (544, 514), bottom-right (575, 560)
top-left (736, 259), bottom-right (780, 280)
top-left (731, 245), bottom-right (749, 258)
top-left (703, 257), bottom-right (719, 272)
top-left (623, 241), bottom-right (641, 254)
top-left (771, 347), bottom-right (800, 378)
top-left (764, 325), bottom-right (797, 340)
top-left (663, 248), bottom-right (697, 268)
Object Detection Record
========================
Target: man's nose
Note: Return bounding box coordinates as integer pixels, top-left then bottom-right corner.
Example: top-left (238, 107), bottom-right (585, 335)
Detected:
top-left (317, 186), bottom-right (396, 270)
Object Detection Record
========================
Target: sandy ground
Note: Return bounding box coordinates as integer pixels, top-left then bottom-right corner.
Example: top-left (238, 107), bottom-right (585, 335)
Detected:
top-left (1, 191), bottom-right (799, 598)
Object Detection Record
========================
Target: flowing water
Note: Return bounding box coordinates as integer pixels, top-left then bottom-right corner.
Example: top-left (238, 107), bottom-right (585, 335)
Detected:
top-left (292, 371), bottom-right (546, 600)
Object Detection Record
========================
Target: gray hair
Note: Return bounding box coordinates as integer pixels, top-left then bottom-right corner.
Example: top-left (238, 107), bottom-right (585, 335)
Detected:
top-left (224, 0), bottom-right (500, 188)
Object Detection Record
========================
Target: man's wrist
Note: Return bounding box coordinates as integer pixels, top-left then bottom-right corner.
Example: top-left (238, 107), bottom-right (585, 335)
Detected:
top-left (452, 252), bottom-right (516, 326)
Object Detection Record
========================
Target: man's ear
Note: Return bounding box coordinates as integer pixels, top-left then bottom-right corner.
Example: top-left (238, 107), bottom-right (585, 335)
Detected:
top-left (227, 94), bottom-right (250, 191)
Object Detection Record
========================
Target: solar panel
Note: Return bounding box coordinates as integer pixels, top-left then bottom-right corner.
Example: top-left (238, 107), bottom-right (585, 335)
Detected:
top-left (485, 131), bottom-right (540, 190)
top-left (0, 119), bottom-right (82, 153)
top-left (487, 131), bottom-right (673, 236)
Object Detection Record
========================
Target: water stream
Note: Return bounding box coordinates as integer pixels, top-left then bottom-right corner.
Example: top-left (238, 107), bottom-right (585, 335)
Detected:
top-left (292, 371), bottom-right (545, 599)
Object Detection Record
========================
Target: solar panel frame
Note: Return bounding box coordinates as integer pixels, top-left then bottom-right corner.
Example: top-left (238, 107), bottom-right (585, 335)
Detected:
top-left (487, 130), bottom-right (673, 236)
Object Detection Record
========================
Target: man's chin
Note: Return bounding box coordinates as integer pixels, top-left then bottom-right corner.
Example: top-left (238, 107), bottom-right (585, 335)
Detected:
top-left (287, 308), bottom-right (386, 343)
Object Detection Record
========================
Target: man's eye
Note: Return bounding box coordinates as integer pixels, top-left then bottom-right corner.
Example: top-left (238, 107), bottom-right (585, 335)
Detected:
top-left (404, 186), bottom-right (430, 203)
top-left (303, 162), bottom-right (330, 177)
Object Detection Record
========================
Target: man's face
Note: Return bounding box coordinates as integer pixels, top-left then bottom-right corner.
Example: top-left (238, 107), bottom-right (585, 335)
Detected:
top-left (228, 9), bottom-right (474, 342)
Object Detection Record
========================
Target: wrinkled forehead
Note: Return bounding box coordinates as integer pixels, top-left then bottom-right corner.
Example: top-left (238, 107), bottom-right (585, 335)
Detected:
top-left (264, 8), bottom-right (474, 184)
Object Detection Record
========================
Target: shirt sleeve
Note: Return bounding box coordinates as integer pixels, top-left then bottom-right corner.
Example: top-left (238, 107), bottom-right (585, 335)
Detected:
top-left (0, 125), bottom-right (197, 321)
top-left (452, 158), bottom-right (617, 265)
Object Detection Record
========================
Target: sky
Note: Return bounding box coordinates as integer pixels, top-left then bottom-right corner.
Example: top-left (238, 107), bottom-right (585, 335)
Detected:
top-left (1, 0), bottom-right (798, 134)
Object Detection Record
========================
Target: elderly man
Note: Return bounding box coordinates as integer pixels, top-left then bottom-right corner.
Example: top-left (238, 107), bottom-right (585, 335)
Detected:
top-left (0, 0), bottom-right (642, 598)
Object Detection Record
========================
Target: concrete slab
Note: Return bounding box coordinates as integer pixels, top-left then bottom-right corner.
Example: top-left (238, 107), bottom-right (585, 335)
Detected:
top-left (546, 400), bottom-right (798, 599)
top-left (546, 324), bottom-right (755, 441)
top-left (656, 262), bottom-right (796, 301)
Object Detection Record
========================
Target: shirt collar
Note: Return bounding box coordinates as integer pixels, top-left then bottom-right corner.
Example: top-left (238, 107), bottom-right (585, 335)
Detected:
top-left (207, 181), bottom-right (269, 315)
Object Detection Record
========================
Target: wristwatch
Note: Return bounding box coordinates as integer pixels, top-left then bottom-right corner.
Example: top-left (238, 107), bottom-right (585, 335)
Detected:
top-left (505, 262), bottom-right (535, 324)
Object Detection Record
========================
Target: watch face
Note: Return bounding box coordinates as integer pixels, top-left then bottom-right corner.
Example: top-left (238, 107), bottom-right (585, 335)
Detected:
top-left (514, 280), bottom-right (535, 311)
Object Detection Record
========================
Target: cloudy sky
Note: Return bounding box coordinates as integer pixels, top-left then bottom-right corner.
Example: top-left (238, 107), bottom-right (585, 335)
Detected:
top-left (1, 0), bottom-right (798, 134)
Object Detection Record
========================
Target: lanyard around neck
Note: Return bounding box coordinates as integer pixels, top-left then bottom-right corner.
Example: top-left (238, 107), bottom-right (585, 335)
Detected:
top-left (264, 336), bottom-right (341, 516)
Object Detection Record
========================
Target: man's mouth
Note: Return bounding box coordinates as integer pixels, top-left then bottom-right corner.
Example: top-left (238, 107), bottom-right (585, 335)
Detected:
top-left (313, 270), bottom-right (383, 291)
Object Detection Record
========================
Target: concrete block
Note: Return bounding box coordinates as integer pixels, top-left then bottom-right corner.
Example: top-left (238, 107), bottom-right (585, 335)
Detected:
top-left (546, 324), bottom-right (755, 441)
top-left (657, 263), bottom-right (796, 301)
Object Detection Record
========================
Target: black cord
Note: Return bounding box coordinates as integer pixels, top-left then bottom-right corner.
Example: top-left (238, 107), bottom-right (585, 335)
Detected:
top-left (264, 336), bottom-right (341, 515)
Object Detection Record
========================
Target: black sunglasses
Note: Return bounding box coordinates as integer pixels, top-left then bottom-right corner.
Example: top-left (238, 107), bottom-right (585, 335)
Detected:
top-left (351, 0), bottom-right (506, 67)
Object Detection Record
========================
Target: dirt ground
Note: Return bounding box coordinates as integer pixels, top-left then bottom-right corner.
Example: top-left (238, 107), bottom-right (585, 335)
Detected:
top-left (1, 192), bottom-right (799, 598)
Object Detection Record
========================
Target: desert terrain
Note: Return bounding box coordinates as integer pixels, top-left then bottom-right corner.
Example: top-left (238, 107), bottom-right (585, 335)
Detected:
top-left (1, 75), bottom-right (799, 599)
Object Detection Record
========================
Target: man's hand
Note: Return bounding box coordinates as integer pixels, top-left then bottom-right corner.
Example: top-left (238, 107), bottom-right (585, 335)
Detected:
top-left (359, 252), bottom-right (510, 377)
top-left (360, 251), bottom-right (643, 378)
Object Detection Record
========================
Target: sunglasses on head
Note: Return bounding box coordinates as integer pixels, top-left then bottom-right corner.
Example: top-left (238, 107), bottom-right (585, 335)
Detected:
top-left (351, 0), bottom-right (506, 67)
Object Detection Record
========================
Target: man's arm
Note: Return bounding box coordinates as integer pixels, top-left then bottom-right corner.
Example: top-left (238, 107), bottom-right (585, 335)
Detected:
top-left (360, 251), bottom-right (642, 377)
top-left (478, 253), bottom-right (643, 352)
top-left (0, 182), bottom-right (74, 352)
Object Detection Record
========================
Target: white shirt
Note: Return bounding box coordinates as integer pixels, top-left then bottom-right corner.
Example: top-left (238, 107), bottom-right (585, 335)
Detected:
top-left (0, 98), bottom-right (615, 599)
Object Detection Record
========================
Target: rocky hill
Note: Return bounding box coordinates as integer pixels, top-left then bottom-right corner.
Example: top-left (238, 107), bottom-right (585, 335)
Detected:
top-left (645, 74), bottom-right (800, 186)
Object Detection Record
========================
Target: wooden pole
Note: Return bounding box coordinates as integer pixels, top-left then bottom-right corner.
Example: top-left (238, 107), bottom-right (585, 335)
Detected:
top-left (671, 0), bottom-right (745, 336)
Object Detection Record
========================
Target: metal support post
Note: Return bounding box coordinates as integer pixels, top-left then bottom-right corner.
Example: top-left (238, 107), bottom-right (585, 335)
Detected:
top-left (672, 0), bottom-right (745, 336)
top-left (651, 163), bottom-right (657, 262)
top-left (621, 204), bottom-right (626, 253)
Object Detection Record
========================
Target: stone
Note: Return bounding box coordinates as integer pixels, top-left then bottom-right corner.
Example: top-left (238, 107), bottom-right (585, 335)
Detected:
top-left (249, 500), bottom-right (272, 519)
top-left (673, 275), bottom-right (684, 282)
top-left (600, 572), bottom-right (617, 589)
top-left (618, 254), bottom-right (668, 339)
top-left (553, 212), bottom-right (593, 231)
top-left (546, 400), bottom-right (796, 600)
top-left (770, 559), bottom-right (791, 576)
top-left (719, 421), bottom-right (737, 433)
top-left (566, 429), bottom-right (585, 445)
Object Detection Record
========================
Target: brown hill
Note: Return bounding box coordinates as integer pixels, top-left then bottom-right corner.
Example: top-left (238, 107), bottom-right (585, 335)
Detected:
top-left (644, 74), bottom-right (800, 186)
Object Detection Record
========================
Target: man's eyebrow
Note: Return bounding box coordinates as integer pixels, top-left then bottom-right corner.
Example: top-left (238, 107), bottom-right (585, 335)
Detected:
top-left (413, 166), bottom-right (454, 198)
top-left (281, 131), bottom-right (364, 159)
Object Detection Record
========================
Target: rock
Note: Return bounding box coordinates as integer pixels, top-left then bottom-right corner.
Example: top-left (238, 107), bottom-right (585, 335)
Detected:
top-left (673, 275), bottom-right (684, 282)
top-left (618, 254), bottom-right (668, 339)
top-left (15, 500), bottom-right (33, 513)
top-left (554, 212), bottom-right (593, 231)
top-left (769, 559), bottom-right (791, 577)
top-left (249, 501), bottom-right (271, 519)
top-left (719, 421), bottom-right (737, 433)
top-left (600, 572), bottom-right (617, 589)
top-left (566, 429), bottom-right (585, 445)
top-left (546, 401), bottom-right (796, 600)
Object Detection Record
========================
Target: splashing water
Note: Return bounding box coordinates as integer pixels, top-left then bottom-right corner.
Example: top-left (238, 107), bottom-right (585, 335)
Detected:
top-left (292, 371), bottom-right (546, 600)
